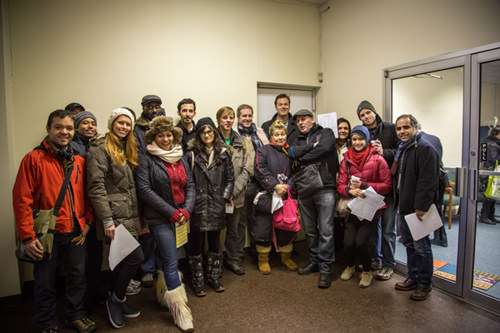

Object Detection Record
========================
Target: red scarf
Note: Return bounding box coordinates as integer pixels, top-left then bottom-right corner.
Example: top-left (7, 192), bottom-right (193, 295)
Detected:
top-left (346, 145), bottom-right (372, 169)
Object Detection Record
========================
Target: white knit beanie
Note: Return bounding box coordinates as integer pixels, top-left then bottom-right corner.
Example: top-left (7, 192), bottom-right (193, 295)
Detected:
top-left (108, 108), bottom-right (135, 130)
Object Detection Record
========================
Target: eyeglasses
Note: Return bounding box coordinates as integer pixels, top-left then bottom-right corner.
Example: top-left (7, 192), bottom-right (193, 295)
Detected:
top-left (202, 130), bottom-right (214, 136)
top-left (145, 104), bottom-right (162, 111)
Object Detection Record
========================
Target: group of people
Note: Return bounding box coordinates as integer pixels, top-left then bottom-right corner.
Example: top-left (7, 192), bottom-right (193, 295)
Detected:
top-left (13, 93), bottom-right (442, 333)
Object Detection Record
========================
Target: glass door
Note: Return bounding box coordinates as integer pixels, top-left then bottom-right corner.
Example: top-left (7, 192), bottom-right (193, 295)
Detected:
top-left (386, 56), bottom-right (469, 296)
top-left (464, 48), bottom-right (500, 314)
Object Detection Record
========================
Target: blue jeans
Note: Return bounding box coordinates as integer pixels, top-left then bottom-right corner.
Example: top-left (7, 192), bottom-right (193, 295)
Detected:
top-left (299, 188), bottom-right (336, 273)
top-left (150, 224), bottom-right (181, 290)
top-left (139, 233), bottom-right (157, 275)
top-left (381, 196), bottom-right (396, 268)
top-left (399, 214), bottom-right (433, 288)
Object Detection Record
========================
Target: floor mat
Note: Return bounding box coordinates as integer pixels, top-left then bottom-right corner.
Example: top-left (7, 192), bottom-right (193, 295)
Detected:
top-left (433, 262), bottom-right (500, 291)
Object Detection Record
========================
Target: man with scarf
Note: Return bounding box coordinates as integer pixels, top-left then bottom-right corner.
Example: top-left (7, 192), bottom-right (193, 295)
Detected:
top-left (13, 109), bottom-right (96, 332)
top-left (135, 95), bottom-right (166, 153)
top-left (135, 94), bottom-right (166, 288)
top-left (392, 114), bottom-right (439, 301)
top-left (356, 100), bottom-right (399, 280)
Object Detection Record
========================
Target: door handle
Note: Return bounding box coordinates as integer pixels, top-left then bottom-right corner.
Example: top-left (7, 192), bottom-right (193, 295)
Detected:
top-left (455, 167), bottom-right (467, 197)
top-left (469, 169), bottom-right (478, 201)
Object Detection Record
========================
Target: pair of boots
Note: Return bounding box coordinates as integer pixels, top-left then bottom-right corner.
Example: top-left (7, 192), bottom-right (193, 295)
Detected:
top-left (480, 199), bottom-right (498, 224)
top-left (256, 243), bottom-right (298, 275)
top-left (188, 253), bottom-right (225, 297)
top-left (155, 271), bottom-right (194, 333)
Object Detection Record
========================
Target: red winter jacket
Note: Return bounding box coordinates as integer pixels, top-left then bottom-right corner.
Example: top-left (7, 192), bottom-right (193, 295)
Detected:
top-left (337, 148), bottom-right (392, 207)
top-left (13, 140), bottom-right (92, 242)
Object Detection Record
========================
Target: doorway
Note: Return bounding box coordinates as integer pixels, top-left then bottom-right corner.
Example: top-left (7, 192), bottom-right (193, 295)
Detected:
top-left (385, 42), bottom-right (500, 315)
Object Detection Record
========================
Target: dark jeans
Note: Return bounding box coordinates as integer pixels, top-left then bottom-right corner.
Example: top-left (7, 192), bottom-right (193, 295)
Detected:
top-left (344, 215), bottom-right (377, 272)
top-left (187, 230), bottom-right (221, 256)
top-left (299, 188), bottom-right (336, 273)
top-left (85, 225), bottom-right (106, 308)
top-left (225, 206), bottom-right (247, 265)
top-left (150, 223), bottom-right (181, 290)
top-left (399, 214), bottom-right (433, 288)
top-left (253, 210), bottom-right (296, 247)
top-left (113, 246), bottom-right (144, 300)
top-left (33, 233), bottom-right (86, 330)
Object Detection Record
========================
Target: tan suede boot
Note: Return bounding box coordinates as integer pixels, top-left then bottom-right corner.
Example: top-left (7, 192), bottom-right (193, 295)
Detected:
top-left (279, 244), bottom-right (298, 271)
top-left (256, 245), bottom-right (271, 275)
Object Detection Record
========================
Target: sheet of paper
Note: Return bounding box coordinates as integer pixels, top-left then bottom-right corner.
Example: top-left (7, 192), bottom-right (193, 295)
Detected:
top-left (272, 191), bottom-right (284, 213)
top-left (317, 112), bottom-right (338, 138)
top-left (404, 204), bottom-right (443, 241)
top-left (347, 187), bottom-right (385, 222)
top-left (176, 221), bottom-right (189, 248)
top-left (109, 224), bottom-right (140, 271)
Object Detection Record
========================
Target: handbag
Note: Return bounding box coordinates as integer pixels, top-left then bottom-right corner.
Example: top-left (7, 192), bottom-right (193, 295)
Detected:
top-left (272, 189), bottom-right (301, 232)
top-left (485, 161), bottom-right (500, 200)
top-left (16, 162), bottom-right (74, 263)
top-left (293, 163), bottom-right (323, 197)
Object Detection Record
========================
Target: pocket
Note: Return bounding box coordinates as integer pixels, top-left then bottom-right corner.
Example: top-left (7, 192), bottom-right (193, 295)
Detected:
top-left (108, 194), bottom-right (130, 218)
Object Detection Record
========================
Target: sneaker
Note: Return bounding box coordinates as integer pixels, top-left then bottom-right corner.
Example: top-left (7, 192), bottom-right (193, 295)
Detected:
top-left (126, 279), bottom-right (142, 296)
top-left (67, 317), bottom-right (96, 333)
top-left (106, 293), bottom-right (124, 329)
top-left (142, 273), bottom-right (154, 288)
top-left (122, 301), bottom-right (141, 318)
top-left (359, 271), bottom-right (373, 288)
top-left (395, 277), bottom-right (417, 291)
top-left (340, 266), bottom-right (356, 281)
top-left (375, 267), bottom-right (394, 281)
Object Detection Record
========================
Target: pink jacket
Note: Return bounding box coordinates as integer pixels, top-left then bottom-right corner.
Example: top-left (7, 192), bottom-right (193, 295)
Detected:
top-left (337, 149), bottom-right (392, 206)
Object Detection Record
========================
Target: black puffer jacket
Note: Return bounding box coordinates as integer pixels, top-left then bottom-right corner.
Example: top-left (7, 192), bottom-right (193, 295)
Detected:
top-left (135, 153), bottom-right (195, 226)
top-left (177, 120), bottom-right (197, 153)
top-left (396, 133), bottom-right (440, 215)
top-left (288, 124), bottom-right (339, 191)
top-left (186, 141), bottom-right (234, 231)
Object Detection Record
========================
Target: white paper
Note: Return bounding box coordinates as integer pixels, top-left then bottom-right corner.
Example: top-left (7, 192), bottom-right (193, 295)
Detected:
top-left (225, 202), bottom-right (234, 214)
top-left (109, 224), bottom-right (140, 271)
top-left (404, 204), bottom-right (443, 241)
top-left (272, 191), bottom-right (284, 213)
top-left (317, 112), bottom-right (338, 138)
top-left (347, 187), bottom-right (385, 222)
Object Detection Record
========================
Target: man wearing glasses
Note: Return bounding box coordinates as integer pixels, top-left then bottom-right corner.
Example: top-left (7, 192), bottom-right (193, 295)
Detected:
top-left (135, 95), bottom-right (166, 153)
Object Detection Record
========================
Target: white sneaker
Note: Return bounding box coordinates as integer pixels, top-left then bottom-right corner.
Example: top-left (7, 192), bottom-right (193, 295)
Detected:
top-left (359, 271), bottom-right (373, 288)
top-left (126, 279), bottom-right (142, 296)
top-left (340, 266), bottom-right (356, 281)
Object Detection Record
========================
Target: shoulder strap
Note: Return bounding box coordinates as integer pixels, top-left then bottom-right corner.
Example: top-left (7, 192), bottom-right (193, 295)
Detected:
top-left (191, 151), bottom-right (195, 170)
top-left (53, 162), bottom-right (74, 217)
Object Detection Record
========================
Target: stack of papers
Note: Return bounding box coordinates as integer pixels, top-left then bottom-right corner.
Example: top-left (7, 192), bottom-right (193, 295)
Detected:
top-left (347, 187), bottom-right (385, 222)
top-left (404, 204), bottom-right (443, 241)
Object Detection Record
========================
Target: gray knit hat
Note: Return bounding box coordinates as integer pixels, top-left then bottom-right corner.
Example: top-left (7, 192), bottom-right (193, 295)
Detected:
top-left (73, 111), bottom-right (97, 128)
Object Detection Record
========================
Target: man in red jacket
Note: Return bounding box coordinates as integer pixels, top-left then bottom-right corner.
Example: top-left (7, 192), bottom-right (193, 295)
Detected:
top-left (13, 109), bottom-right (95, 333)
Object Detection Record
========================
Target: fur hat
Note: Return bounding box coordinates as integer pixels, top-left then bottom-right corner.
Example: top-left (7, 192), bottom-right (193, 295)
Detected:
top-left (145, 116), bottom-right (183, 145)
top-left (108, 108), bottom-right (135, 130)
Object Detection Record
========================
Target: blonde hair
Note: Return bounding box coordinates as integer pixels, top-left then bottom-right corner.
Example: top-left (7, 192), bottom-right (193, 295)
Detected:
top-left (216, 106), bottom-right (235, 123)
top-left (269, 120), bottom-right (287, 137)
top-left (105, 130), bottom-right (139, 169)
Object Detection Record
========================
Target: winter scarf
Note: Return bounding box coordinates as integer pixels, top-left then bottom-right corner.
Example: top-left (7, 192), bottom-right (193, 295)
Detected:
top-left (238, 123), bottom-right (263, 150)
top-left (146, 142), bottom-right (183, 163)
top-left (346, 145), bottom-right (372, 170)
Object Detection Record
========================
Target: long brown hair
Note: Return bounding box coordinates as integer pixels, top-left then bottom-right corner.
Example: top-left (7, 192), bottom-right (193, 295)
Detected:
top-left (105, 130), bottom-right (139, 169)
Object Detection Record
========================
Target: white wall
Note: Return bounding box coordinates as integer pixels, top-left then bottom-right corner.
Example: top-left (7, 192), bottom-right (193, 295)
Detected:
top-left (319, 0), bottom-right (500, 125)
top-left (1, 0), bottom-right (320, 296)
top-left (0, 0), bottom-right (21, 297)
top-left (393, 68), bottom-right (463, 167)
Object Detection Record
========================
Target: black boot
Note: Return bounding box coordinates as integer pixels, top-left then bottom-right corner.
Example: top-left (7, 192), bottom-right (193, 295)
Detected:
top-left (207, 252), bottom-right (225, 292)
top-left (480, 200), bottom-right (496, 224)
top-left (487, 199), bottom-right (500, 223)
top-left (188, 255), bottom-right (206, 297)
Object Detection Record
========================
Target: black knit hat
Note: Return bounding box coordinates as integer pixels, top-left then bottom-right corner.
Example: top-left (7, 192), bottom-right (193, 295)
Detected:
top-left (196, 116), bottom-right (216, 133)
top-left (356, 100), bottom-right (377, 117)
